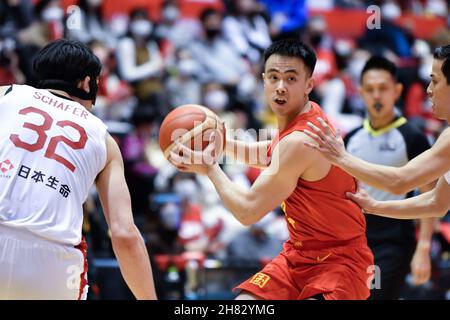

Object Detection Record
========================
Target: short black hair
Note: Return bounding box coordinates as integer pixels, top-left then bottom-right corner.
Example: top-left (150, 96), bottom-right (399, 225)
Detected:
top-left (33, 39), bottom-right (101, 84)
top-left (263, 39), bottom-right (317, 76)
top-left (360, 55), bottom-right (397, 84)
top-left (33, 39), bottom-right (101, 102)
top-left (433, 45), bottom-right (450, 84)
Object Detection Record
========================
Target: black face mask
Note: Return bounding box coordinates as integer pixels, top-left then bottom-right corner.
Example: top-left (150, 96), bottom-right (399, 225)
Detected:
top-left (37, 76), bottom-right (99, 105)
top-left (205, 28), bottom-right (220, 39)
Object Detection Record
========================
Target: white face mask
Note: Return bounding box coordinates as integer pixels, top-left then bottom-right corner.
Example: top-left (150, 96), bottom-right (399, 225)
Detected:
top-left (160, 202), bottom-right (181, 230)
top-left (174, 179), bottom-right (197, 202)
top-left (163, 6), bottom-right (179, 22)
top-left (130, 20), bottom-right (153, 38)
top-left (204, 90), bottom-right (228, 111)
top-left (381, 3), bottom-right (401, 20)
top-left (178, 59), bottom-right (197, 77)
top-left (42, 7), bottom-right (64, 22)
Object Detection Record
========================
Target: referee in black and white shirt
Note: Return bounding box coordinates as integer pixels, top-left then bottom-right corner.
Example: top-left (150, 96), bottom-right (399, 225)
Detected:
top-left (344, 56), bottom-right (436, 300)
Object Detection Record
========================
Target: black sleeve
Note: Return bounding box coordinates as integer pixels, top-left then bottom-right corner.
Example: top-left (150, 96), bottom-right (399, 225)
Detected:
top-left (397, 122), bottom-right (431, 160)
top-left (4, 85), bottom-right (13, 96)
top-left (343, 126), bottom-right (362, 148)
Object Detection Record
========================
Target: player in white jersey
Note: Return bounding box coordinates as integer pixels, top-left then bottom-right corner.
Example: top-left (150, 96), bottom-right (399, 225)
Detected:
top-left (0, 39), bottom-right (157, 299)
top-left (303, 45), bottom-right (450, 220)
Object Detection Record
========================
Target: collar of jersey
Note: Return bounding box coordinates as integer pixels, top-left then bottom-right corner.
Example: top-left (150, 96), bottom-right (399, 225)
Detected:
top-left (363, 117), bottom-right (407, 137)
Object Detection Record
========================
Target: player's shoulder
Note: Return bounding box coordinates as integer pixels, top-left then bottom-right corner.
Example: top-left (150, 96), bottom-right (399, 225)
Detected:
top-left (276, 131), bottom-right (315, 156)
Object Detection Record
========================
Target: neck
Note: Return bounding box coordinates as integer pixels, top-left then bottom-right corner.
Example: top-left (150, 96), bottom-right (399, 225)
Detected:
top-left (368, 112), bottom-right (396, 130)
top-left (278, 101), bottom-right (311, 131)
top-left (47, 89), bottom-right (92, 111)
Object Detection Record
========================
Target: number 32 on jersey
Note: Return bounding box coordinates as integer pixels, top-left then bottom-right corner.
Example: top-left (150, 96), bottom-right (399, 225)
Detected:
top-left (10, 106), bottom-right (87, 172)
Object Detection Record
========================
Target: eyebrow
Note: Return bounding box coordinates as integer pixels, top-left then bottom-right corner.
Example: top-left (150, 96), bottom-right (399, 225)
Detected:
top-left (266, 68), bottom-right (299, 75)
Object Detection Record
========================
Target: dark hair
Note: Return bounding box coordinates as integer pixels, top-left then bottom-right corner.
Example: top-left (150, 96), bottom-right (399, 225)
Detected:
top-left (263, 39), bottom-right (317, 76)
top-left (433, 45), bottom-right (450, 84)
top-left (78, 0), bottom-right (104, 26)
top-left (130, 7), bottom-right (150, 21)
top-left (199, 8), bottom-right (221, 24)
top-left (131, 106), bottom-right (156, 126)
top-left (33, 39), bottom-right (102, 102)
top-left (360, 55), bottom-right (397, 83)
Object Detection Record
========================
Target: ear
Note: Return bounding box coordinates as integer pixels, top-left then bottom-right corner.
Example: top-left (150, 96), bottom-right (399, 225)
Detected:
top-left (78, 76), bottom-right (90, 93)
top-left (262, 73), bottom-right (266, 85)
top-left (395, 83), bottom-right (403, 99)
top-left (358, 85), bottom-right (363, 96)
top-left (305, 76), bottom-right (314, 95)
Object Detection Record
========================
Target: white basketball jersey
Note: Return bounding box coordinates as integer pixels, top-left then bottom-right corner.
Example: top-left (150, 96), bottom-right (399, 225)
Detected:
top-left (0, 85), bottom-right (107, 245)
top-left (445, 171), bottom-right (450, 185)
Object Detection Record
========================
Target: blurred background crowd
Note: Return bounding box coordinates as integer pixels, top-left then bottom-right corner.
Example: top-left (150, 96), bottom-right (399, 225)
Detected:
top-left (1, 0), bottom-right (449, 299)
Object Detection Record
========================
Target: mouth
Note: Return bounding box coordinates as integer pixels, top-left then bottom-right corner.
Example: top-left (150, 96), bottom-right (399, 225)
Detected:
top-left (274, 98), bottom-right (287, 106)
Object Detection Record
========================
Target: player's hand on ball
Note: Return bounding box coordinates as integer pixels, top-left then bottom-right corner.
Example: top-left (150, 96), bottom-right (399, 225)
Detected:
top-left (169, 132), bottom-right (219, 175)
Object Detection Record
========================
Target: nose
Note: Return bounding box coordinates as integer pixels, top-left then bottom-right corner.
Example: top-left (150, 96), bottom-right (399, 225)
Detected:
top-left (275, 80), bottom-right (286, 94)
top-left (372, 89), bottom-right (381, 100)
top-left (426, 83), bottom-right (432, 97)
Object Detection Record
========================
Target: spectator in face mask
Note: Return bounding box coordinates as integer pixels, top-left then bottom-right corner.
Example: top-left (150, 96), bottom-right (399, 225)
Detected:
top-left (116, 8), bottom-right (164, 104)
top-left (358, 0), bottom-right (414, 59)
top-left (166, 48), bottom-right (202, 107)
top-left (154, 0), bottom-right (203, 53)
top-left (19, 0), bottom-right (64, 48)
top-left (189, 8), bottom-right (253, 93)
top-left (16, 0), bottom-right (65, 85)
top-left (202, 82), bottom-right (229, 114)
top-left (222, 0), bottom-right (271, 64)
top-left (66, 0), bottom-right (116, 49)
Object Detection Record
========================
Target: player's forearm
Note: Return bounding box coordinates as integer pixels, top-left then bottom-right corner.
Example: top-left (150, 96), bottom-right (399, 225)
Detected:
top-left (225, 139), bottom-right (270, 168)
top-left (416, 217), bottom-right (435, 253)
top-left (367, 191), bottom-right (447, 219)
top-left (111, 226), bottom-right (157, 300)
top-left (207, 164), bottom-right (261, 226)
top-left (338, 153), bottom-right (413, 194)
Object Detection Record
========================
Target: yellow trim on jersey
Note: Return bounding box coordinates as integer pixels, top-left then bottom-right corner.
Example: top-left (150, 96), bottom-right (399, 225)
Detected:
top-left (363, 117), bottom-right (407, 137)
top-left (280, 201), bottom-right (286, 213)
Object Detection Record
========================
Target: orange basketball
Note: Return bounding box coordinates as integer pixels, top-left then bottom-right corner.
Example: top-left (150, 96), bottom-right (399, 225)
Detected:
top-left (159, 104), bottom-right (226, 159)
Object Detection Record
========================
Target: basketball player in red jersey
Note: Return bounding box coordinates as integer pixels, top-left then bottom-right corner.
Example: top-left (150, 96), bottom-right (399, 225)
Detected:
top-left (170, 39), bottom-right (374, 300)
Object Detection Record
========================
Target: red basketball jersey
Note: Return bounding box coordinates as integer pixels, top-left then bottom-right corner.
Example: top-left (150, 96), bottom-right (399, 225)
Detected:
top-left (268, 102), bottom-right (366, 245)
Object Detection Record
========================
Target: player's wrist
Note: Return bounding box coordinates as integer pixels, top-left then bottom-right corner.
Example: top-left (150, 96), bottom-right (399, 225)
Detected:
top-left (206, 162), bottom-right (220, 177)
top-left (416, 240), bottom-right (432, 252)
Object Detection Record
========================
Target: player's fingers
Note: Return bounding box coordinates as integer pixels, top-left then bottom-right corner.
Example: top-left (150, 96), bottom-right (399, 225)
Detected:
top-left (303, 141), bottom-right (318, 150)
top-left (356, 180), bottom-right (364, 192)
top-left (306, 122), bottom-right (328, 142)
top-left (175, 141), bottom-right (193, 156)
top-left (412, 271), bottom-right (425, 285)
top-left (303, 129), bottom-right (323, 145)
top-left (317, 117), bottom-right (334, 137)
top-left (345, 191), bottom-right (358, 202)
top-left (169, 151), bottom-right (184, 165)
top-left (178, 165), bottom-right (189, 172)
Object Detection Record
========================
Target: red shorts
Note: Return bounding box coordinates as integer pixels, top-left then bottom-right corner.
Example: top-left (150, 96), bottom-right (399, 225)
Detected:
top-left (235, 236), bottom-right (374, 300)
